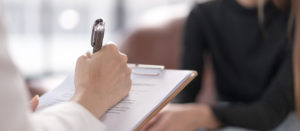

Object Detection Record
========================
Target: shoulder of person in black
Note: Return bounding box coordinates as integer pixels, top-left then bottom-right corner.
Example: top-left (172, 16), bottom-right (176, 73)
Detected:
top-left (175, 0), bottom-right (294, 130)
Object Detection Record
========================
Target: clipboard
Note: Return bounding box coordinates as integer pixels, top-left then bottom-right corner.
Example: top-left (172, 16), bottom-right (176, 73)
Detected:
top-left (134, 70), bottom-right (197, 130)
top-left (38, 64), bottom-right (198, 131)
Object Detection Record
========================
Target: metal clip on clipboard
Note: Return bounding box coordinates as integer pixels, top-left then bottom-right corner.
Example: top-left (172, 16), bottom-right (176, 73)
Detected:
top-left (128, 64), bottom-right (165, 76)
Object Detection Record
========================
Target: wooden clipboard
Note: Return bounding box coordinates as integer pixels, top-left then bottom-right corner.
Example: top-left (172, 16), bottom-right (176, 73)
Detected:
top-left (134, 71), bottom-right (198, 131)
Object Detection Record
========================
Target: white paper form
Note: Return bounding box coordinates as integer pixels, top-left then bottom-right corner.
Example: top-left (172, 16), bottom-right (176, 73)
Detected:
top-left (38, 69), bottom-right (194, 131)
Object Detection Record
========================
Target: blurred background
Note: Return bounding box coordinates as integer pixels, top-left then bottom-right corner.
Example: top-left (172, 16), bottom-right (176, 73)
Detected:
top-left (1, 0), bottom-right (207, 94)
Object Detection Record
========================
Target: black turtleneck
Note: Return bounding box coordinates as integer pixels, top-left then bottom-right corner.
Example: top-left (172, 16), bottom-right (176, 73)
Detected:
top-left (176, 0), bottom-right (294, 130)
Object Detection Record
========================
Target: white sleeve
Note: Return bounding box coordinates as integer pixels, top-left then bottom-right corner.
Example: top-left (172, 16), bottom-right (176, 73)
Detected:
top-left (0, 17), bottom-right (105, 131)
top-left (32, 102), bottom-right (106, 131)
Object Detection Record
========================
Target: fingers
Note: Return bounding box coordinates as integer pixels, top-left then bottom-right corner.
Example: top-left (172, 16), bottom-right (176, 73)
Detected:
top-left (91, 43), bottom-right (128, 63)
top-left (30, 95), bottom-right (39, 112)
top-left (85, 51), bottom-right (92, 58)
top-left (120, 53), bottom-right (128, 64)
top-left (106, 41), bottom-right (118, 47)
top-left (79, 42), bottom-right (131, 90)
top-left (77, 54), bottom-right (89, 63)
top-left (121, 54), bottom-right (131, 90)
top-left (102, 43), bottom-right (119, 54)
top-left (142, 112), bottom-right (164, 131)
top-left (102, 44), bottom-right (129, 73)
top-left (148, 113), bottom-right (170, 131)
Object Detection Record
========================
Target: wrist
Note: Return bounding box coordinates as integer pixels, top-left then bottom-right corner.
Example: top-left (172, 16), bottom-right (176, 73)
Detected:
top-left (71, 90), bottom-right (108, 118)
top-left (194, 105), bottom-right (221, 129)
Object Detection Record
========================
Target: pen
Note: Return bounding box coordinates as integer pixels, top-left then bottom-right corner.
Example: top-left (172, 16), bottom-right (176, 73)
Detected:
top-left (91, 18), bottom-right (105, 53)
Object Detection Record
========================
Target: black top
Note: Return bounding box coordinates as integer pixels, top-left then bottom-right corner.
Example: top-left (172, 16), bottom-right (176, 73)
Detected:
top-left (176, 0), bottom-right (294, 130)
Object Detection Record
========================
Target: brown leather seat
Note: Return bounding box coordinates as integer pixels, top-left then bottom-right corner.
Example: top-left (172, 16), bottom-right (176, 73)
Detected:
top-left (121, 18), bottom-right (185, 69)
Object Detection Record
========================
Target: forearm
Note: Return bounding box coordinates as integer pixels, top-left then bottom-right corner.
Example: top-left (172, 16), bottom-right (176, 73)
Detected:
top-left (194, 105), bottom-right (221, 129)
top-left (210, 46), bottom-right (294, 130)
top-left (177, 104), bottom-right (221, 129)
top-left (211, 101), bottom-right (292, 130)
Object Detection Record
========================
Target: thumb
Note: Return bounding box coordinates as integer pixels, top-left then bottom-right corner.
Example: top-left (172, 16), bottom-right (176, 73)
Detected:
top-left (30, 95), bottom-right (39, 112)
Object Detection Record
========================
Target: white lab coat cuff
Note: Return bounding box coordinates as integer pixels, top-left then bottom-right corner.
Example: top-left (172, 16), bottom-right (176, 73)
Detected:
top-left (32, 102), bottom-right (106, 131)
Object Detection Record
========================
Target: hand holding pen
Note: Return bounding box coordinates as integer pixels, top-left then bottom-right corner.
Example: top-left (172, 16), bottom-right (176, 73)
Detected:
top-left (72, 18), bottom-right (131, 118)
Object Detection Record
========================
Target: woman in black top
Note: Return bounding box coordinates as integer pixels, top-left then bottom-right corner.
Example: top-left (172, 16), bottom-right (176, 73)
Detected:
top-left (143, 0), bottom-right (294, 130)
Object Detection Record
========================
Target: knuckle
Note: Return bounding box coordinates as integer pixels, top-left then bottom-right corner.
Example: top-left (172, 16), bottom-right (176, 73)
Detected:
top-left (121, 54), bottom-right (128, 63)
top-left (107, 44), bottom-right (118, 52)
top-left (76, 56), bottom-right (87, 66)
top-left (106, 41), bottom-right (117, 45)
top-left (77, 55), bottom-right (86, 61)
top-left (102, 44), bottom-right (115, 53)
top-left (126, 67), bottom-right (132, 75)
